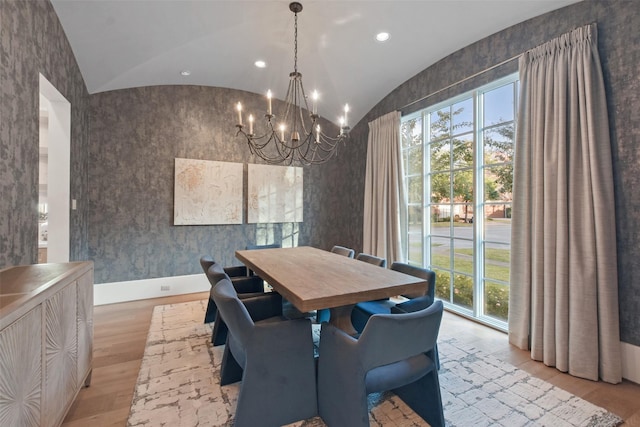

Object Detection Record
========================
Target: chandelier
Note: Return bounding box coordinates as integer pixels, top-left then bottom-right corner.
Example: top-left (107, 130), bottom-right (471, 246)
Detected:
top-left (234, 2), bottom-right (350, 165)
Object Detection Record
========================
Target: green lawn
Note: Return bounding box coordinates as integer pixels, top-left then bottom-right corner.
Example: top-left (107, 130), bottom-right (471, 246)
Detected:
top-left (431, 249), bottom-right (510, 282)
top-left (409, 237), bottom-right (511, 321)
top-left (457, 248), bottom-right (510, 263)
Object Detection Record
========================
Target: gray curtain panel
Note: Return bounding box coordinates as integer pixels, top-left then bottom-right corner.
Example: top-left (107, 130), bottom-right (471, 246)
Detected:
top-left (509, 24), bottom-right (621, 383)
top-left (363, 111), bottom-right (405, 264)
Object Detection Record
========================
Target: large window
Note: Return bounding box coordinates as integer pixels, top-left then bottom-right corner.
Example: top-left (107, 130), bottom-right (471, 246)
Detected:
top-left (401, 74), bottom-right (517, 329)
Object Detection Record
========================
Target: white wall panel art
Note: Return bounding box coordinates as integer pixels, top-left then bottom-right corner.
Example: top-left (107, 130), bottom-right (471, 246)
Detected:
top-left (248, 164), bottom-right (303, 223)
top-left (174, 158), bottom-right (243, 225)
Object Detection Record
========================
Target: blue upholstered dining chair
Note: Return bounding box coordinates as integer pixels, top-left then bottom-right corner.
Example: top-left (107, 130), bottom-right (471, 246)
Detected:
top-left (201, 255), bottom-right (253, 283)
top-left (350, 262), bottom-right (436, 333)
top-left (200, 257), bottom-right (269, 346)
top-left (330, 245), bottom-right (355, 258)
top-left (355, 252), bottom-right (386, 267)
top-left (211, 273), bottom-right (318, 427)
top-left (199, 256), bottom-right (265, 322)
top-left (317, 300), bottom-right (445, 427)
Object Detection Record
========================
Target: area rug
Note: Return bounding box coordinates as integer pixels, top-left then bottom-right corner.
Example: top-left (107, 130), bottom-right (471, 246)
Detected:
top-left (127, 301), bottom-right (622, 427)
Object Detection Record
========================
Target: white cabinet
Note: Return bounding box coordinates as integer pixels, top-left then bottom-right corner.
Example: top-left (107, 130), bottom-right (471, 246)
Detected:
top-left (0, 262), bottom-right (93, 427)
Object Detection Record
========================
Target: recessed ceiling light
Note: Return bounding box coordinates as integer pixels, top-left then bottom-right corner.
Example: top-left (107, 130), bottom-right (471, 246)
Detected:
top-left (255, 60), bottom-right (267, 68)
top-left (376, 32), bottom-right (390, 42)
top-left (180, 70), bottom-right (191, 76)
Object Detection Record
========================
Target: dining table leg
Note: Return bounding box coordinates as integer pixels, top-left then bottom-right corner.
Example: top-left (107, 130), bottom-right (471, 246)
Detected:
top-left (328, 304), bottom-right (357, 335)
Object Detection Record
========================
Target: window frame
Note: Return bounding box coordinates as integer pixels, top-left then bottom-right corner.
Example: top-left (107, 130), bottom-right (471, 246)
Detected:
top-left (400, 73), bottom-right (518, 331)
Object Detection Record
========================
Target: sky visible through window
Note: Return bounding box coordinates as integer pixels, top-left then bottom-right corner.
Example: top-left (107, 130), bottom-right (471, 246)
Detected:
top-left (484, 83), bottom-right (515, 125)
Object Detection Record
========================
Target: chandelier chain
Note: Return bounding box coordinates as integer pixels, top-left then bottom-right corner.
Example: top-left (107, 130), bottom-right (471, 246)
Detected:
top-left (293, 11), bottom-right (298, 73)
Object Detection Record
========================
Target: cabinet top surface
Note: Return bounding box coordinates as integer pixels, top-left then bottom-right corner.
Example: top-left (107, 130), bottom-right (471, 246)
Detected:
top-left (0, 262), bottom-right (93, 320)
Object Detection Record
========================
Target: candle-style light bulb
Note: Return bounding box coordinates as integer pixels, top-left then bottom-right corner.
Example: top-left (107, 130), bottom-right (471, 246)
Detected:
top-left (343, 104), bottom-right (349, 127)
top-left (279, 123), bottom-right (286, 141)
top-left (267, 90), bottom-right (273, 115)
top-left (312, 90), bottom-right (319, 115)
top-left (248, 114), bottom-right (254, 135)
top-left (339, 117), bottom-right (345, 135)
top-left (236, 102), bottom-right (243, 126)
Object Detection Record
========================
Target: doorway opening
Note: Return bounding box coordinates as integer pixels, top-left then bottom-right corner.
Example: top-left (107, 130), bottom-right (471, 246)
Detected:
top-left (39, 74), bottom-right (71, 263)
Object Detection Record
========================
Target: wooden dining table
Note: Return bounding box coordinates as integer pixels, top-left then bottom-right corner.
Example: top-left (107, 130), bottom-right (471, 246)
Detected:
top-left (235, 246), bottom-right (427, 335)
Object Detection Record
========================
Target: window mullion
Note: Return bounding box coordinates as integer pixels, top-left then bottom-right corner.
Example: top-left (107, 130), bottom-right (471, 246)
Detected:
top-left (474, 90), bottom-right (484, 319)
top-left (423, 111), bottom-right (429, 268)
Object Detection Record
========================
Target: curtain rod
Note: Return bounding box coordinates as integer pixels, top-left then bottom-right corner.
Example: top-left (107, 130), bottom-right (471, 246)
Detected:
top-left (400, 22), bottom-right (598, 111)
top-left (400, 53), bottom-right (521, 111)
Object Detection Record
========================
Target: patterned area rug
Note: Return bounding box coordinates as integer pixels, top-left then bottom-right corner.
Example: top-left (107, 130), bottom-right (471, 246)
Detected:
top-left (127, 301), bottom-right (622, 427)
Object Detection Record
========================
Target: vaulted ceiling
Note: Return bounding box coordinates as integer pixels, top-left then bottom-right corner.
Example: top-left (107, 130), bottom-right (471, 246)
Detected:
top-left (51, 0), bottom-right (581, 126)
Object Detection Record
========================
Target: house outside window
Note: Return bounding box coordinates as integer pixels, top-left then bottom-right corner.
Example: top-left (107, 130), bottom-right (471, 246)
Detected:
top-left (400, 74), bottom-right (518, 330)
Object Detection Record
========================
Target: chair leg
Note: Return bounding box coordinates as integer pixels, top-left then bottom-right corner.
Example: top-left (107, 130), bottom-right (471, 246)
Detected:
top-left (211, 312), bottom-right (228, 346)
top-left (393, 368), bottom-right (444, 427)
top-left (318, 361), bottom-right (369, 426)
top-left (430, 344), bottom-right (441, 370)
top-left (204, 298), bottom-right (217, 323)
top-left (220, 342), bottom-right (243, 386)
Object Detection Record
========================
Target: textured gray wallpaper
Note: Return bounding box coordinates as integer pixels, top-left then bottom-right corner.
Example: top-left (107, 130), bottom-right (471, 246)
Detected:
top-left (344, 0), bottom-right (640, 345)
top-left (0, 0), bottom-right (90, 268)
top-left (88, 86), bottom-right (342, 283)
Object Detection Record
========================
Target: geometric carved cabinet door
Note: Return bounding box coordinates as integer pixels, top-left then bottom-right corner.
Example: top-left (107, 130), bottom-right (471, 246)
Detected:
top-left (76, 271), bottom-right (93, 387)
top-left (0, 306), bottom-right (42, 427)
top-left (44, 282), bottom-right (78, 427)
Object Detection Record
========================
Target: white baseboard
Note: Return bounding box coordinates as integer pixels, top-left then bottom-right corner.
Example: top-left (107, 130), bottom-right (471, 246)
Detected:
top-left (621, 341), bottom-right (640, 384)
top-left (94, 274), bottom-right (209, 306)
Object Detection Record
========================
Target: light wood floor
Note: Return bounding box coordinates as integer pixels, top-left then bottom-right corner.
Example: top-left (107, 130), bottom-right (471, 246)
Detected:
top-left (63, 292), bottom-right (640, 426)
